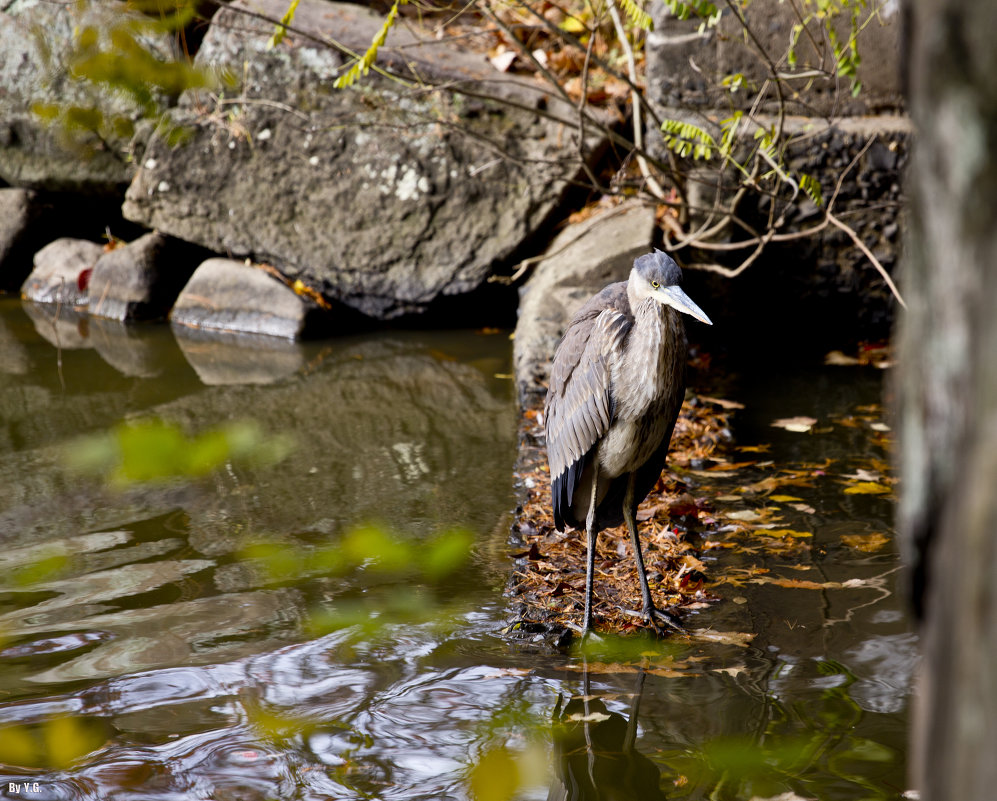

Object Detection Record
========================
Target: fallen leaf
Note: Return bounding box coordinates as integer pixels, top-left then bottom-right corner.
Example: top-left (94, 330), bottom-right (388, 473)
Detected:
top-left (743, 475), bottom-right (815, 494)
top-left (489, 49), bottom-right (517, 72)
top-left (566, 711), bottom-right (612, 722)
top-left (726, 509), bottom-right (764, 522)
top-left (771, 416), bottom-right (818, 433)
top-left (841, 532), bottom-right (891, 552)
top-left (841, 468), bottom-right (881, 482)
top-left (769, 494), bottom-right (803, 503)
top-left (843, 481), bottom-right (891, 495)
top-left (698, 396), bottom-right (746, 409)
top-left (752, 576), bottom-right (842, 590)
top-left (687, 629), bottom-right (756, 647)
top-left (825, 350), bottom-right (861, 366)
top-left (756, 528), bottom-right (812, 538)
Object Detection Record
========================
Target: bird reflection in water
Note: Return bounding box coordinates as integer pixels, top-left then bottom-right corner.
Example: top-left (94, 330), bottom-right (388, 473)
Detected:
top-left (547, 666), bottom-right (667, 801)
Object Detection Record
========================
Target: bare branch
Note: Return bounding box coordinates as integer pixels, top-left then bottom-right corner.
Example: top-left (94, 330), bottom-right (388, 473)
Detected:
top-left (827, 211), bottom-right (907, 308)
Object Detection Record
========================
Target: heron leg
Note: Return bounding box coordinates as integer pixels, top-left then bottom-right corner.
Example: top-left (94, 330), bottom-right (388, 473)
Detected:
top-left (582, 472), bottom-right (599, 636)
top-left (623, 472), bottom-right (667, 636)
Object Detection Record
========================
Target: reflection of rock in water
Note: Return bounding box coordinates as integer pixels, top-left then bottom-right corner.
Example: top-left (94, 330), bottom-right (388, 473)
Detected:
top-left (22, 299), bottom-right (91, 350)
top-left (155, 332), bottom-right (517, 546)
top-left (172, 325), bottom-right (308, 385)
top-left (89, 317), bottom-right (176, 378)
top-left (548, 670), bottom-right (667, 801)
top-left (0, 315), bottom-right (515, 558)
top-left (0, 302), bottom-right (32, 375)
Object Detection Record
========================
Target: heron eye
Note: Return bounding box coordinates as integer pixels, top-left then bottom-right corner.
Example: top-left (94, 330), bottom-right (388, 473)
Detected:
top-left (651, 280), bottom-right (660, 288)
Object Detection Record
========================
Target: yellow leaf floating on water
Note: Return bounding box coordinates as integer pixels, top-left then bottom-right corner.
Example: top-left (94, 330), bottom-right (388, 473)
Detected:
top-left (843, 481), bottom-right (891, 495)
top-left (757, 528), bottom-right (812, 538)
top-left (841, 532), bottom-right (891, 552)
top-left (769, 494), bottom-right (804, 502)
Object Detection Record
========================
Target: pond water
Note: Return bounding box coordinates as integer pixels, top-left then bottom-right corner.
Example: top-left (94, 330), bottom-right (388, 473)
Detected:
top-left (0, 297), bottom-right (911, 800)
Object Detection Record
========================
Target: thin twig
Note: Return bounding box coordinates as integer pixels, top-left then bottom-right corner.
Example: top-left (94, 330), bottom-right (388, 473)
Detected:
top-left (826, 211), bottom-right (906, 308)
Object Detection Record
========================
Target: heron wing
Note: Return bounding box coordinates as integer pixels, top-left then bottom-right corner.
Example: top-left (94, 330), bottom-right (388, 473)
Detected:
top-left (545, 291), bottom-right (632, 528)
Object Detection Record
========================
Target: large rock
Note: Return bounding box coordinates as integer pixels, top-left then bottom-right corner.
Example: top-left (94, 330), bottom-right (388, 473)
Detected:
top-left (170, 258), bottom-right (327, 340)
top-left (0, 0), bottom-right (172, 192)
top-left (513, 202), bottom-right (658, 403)
top-left (122, 0), bottom-right (598, 320)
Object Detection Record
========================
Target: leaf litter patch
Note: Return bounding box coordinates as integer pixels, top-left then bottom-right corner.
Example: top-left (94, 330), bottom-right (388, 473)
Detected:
top-left (507, 385), bottom-right (898, 651)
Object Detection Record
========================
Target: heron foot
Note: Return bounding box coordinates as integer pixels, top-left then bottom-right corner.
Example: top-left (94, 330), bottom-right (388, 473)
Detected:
top-left (643, 605), bottom-right (683, 637)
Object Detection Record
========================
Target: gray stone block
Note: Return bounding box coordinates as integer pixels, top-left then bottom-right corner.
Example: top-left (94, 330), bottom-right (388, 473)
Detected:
top-left (0, 187), bottom-right (42, 289)
top-left (88, 232), bottom-right (201, 322)
top-left (21, 237), bottom-right (104, 308)
top-left (645, 0), bottom-right (903, 119)
top-left (170, 258), bottom-right (323, 340)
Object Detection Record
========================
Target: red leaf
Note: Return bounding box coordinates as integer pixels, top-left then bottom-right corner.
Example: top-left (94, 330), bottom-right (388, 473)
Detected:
top-left (77, 268), bottom-right (92, 292)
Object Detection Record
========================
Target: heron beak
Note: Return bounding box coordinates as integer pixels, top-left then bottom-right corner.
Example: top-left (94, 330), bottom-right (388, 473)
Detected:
top-left (655, 285), bottom-right (713, 326)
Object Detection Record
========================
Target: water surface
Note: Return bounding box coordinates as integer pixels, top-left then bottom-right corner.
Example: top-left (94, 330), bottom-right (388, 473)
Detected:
top-left (0, 298), bottom-right (910, 800)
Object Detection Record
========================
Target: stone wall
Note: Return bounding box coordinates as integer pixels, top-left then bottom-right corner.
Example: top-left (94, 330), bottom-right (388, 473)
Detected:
top-left (0, 0), bottom-right (909, 345)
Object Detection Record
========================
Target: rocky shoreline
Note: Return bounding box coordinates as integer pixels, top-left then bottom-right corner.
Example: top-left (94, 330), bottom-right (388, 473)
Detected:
top-left (2, 0), bottom-right (907, 368)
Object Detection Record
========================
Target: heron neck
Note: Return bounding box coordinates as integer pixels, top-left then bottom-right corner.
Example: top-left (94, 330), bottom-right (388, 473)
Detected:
top-left (613, 296), bottom-right (679, 417)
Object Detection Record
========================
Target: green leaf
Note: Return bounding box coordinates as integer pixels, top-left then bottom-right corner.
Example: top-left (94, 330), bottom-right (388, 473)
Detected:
top-left (663, 0), bottom-right (719, 24)
top-left (618, 0), bottom-right (653, 30)
top-left (334, 0), bottom-right (406, 89)
top-left (799, 172), bottom-right (823, 206)
top-left (267, 0), bottom-right (301, 49)
top-left (660, 117), bottom-right (717, 161)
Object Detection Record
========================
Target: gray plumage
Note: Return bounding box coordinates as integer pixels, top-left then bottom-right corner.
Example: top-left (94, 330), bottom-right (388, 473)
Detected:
top-left (544, 249), bottom-right (712, 635)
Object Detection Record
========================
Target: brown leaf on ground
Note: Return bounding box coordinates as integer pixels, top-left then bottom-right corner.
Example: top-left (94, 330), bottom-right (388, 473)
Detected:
top-left (841, 532), bottom-right (891, 552)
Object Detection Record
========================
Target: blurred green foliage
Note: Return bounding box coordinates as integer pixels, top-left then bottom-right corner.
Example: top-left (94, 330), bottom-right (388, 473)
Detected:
top-left (0, 716), bottom-right (110, 770)
top-left (64, 418), bottom-right (292, 486)
top-left (30, 0), bottom-right (218, 149)
top-left (241, 524), bottom-right (476, 641)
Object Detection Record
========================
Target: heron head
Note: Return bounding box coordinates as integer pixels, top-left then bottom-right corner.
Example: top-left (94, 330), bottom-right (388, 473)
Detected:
top-left (630, 250), bottom-right (712, 326)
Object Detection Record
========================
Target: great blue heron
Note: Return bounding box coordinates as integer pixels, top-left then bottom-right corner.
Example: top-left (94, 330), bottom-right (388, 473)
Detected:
top-left (544, 249), bottom-right (712, 636)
